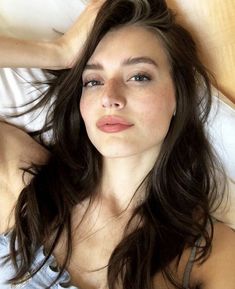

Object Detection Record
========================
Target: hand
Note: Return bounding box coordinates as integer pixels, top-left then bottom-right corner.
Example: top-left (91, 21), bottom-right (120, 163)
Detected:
top-left (56, 0), bottom-right (106, 68)
top-left (0, 1), bottom-right (105, 69)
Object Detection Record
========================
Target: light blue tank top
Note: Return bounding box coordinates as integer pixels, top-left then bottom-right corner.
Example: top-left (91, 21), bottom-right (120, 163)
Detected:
top-left (0, 232), bottom-right (79, 289)
top-left (0, 231), bottom-right (197, 289)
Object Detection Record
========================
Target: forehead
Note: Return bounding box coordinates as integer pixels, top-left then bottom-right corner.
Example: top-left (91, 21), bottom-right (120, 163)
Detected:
top-left (87, 25), bottom-right (170, 68)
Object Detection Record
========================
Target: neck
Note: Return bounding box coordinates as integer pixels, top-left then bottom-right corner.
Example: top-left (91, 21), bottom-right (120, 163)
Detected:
top-left (99, 150), bottom-right (158, 214)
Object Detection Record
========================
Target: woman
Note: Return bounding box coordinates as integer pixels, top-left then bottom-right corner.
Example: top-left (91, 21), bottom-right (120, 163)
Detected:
top-left (0, 0), bottom-right (234, 288)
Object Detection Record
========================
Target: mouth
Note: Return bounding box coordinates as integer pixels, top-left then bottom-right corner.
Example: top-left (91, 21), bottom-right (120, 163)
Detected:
top-left (96, 115), bottom-right (134, 133)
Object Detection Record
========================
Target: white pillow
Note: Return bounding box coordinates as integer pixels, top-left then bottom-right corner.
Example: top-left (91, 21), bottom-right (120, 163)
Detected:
top-left (206, 90), bottom-right (235, 180)
top-left (0, 0), bottom-right (87, 40)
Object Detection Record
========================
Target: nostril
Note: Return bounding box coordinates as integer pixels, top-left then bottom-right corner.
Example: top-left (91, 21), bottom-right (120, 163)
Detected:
top-left (101, 92), bottom-right (126, 109)
top-left (102, 101), bottom-right (122, 108)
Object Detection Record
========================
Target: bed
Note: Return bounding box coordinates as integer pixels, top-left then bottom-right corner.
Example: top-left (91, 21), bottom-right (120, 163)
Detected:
top-left (0, 0), bottom-right (234, 227)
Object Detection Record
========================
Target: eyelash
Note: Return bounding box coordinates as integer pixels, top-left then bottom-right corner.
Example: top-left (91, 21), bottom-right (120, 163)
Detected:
top-left (129, 73), bottom-right (151, 82)
top-left (83, 73), bottom-right (151, 88)
top-left (83, 80), bottom-right (103, 88)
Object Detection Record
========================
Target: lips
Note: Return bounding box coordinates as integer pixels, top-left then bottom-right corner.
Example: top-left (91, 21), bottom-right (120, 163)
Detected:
top-left (96, 115), bottom-right (134, 133)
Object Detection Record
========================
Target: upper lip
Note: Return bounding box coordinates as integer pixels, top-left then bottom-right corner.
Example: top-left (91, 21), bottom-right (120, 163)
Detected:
top-left (96, 115), bottom-right (133, 127)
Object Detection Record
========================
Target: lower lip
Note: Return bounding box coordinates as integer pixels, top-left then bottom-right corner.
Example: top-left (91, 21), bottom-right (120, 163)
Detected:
top-left (98, 124), bottom-right (133, 133)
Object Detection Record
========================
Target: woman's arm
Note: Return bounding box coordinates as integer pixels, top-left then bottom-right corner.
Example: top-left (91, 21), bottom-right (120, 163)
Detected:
top-left (0, 36), bottom-right (63, 69)
top-left (0, 0), bottom-right (105, 69)
top-left (0, 120), bottom-right (49, 234)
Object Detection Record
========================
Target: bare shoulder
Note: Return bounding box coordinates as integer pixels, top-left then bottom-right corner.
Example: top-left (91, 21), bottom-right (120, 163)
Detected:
top-left (151, 221), bottom-right (235, 289)
top-left (194, 222), bottom-right (235, 289)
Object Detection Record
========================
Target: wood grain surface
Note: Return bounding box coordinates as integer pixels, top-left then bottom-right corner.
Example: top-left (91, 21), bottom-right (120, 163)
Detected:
top-left (166, 0), bottom-right (235, 104)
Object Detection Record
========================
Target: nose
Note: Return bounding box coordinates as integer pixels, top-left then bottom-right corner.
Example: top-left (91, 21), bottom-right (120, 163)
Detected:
top-left (101, 79), bottom-right (126, 109)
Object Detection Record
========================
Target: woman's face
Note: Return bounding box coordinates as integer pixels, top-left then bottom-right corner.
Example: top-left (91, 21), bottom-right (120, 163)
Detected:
top-left (80, 25), bottom-right (176, 159)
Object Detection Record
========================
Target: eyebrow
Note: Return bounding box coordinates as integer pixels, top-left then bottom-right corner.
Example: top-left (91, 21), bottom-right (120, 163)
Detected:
top-left (84, 57), bottom-right (159, 71)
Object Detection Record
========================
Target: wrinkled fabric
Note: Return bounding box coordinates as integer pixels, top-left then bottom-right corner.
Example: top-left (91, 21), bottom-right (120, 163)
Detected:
top-left (0, 233), bottom-right (79, 289)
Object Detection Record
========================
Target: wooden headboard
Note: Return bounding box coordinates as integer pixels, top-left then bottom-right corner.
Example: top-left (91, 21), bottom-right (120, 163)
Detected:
top-left (166, 0), bottom-right (235, 105)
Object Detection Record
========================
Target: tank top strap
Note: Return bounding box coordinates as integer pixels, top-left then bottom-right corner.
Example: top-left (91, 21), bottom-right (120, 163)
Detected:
top-left (182, 218), bottom-right (215, 288)
top-left (182, 237), bottom-right (202, 288)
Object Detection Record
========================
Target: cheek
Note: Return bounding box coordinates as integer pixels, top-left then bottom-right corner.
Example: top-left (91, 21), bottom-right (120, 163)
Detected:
top-left (156, 85), bottom-right (176, 120)
top-left (141, 88), bottom-right (175, 121)
top-left (80, 97), bottom-right (98, 137)
top-left (138, 86), bottom-right (176, 136)
top-left (79, 99), bottom-right (85, 120)
top-left (159, 82), bottom-right (176, 113)
top-left (79, 97), bottom-right (90, 124)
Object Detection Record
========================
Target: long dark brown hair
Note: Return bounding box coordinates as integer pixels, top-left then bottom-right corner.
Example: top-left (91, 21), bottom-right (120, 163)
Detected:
top-left (6, 0), bottom-right (225, 288)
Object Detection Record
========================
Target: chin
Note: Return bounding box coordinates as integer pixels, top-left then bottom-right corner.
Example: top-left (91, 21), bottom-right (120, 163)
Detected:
top-left (96, 144), bottom-right (139, 159)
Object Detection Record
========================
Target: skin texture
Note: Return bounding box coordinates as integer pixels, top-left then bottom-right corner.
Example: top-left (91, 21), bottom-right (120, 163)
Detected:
top-left (80, 25), bottom-right (175, 159)
top-left (80, 25), bottom-right (176, 210)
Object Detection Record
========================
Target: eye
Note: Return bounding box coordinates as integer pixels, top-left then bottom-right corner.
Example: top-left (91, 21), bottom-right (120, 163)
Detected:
top-left (129, 74), bottom-right (151, 82)
top-left (83, 79), bottom-right (104, 88)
